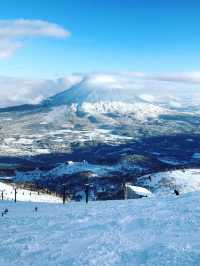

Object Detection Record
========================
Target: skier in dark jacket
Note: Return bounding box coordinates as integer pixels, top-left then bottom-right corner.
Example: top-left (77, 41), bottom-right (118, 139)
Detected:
top-left (85, 184), bottom-right (89, 204)
top-left (174, 189), bottom-right (179, 196)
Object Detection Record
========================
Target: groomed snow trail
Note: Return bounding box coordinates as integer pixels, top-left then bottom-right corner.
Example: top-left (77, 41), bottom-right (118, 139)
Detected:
top-left (1, 192), bottom-right (200, 266)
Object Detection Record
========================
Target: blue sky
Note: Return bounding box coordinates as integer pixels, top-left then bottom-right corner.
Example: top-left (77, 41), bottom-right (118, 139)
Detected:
top-left (0, 0), bottom-right (200, 78)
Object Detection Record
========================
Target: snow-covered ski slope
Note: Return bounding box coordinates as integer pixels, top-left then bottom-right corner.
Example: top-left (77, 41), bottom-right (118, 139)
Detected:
top-left (1, 192), bottom-right (200, 266)
top-left (138, 168), bottom-right (200, 195)
top-left (0, 182), bottom-right (62, 203)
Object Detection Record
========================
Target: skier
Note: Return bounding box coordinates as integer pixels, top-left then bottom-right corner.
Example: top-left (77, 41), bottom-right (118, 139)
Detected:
top-left (148, 176), bottom-right (152, 182)
top-left (174, 189), bottom-right (179, 196)
top-left (2, 208), bottom-right (8, 216)
top-left (34, 206), bottom-right (38, 212)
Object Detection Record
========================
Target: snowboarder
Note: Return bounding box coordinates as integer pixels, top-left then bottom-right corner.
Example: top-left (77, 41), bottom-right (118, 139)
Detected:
top-left (148, 176), bottom-right (152, 182)
top-left (34, 206), bottom-right (38, 212)
top-left (174, 189), bottom-right (179, 196)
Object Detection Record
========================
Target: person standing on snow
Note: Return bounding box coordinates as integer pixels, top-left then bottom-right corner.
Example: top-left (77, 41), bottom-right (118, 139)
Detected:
top-left (85, 184), bottom-right (90, 204)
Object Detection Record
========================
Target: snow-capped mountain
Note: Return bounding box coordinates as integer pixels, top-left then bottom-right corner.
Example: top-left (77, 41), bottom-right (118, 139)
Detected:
top-left (44, 73), bottom-right (200, 115)
top-left (0, 73), bottom-right (199, 160)
top-left (44, 74), bottom-right (171, 120)
top-left (0, 74), bottom-right (200, 159)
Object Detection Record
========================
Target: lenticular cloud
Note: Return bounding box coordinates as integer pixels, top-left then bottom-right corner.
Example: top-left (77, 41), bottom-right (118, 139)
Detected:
top-left (0, 19), bottom-right (70, 59)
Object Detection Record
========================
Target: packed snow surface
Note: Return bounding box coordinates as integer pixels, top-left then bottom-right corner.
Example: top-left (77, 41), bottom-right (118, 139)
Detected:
top-left (1, 192), bottom-right (200, 265)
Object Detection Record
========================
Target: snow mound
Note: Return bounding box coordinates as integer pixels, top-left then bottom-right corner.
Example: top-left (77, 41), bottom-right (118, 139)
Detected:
top-left (138, 169), bottom-right (200, 195)
top-left (126, 184), bottom-right (152, 197)
top-left (1, 192), bottom-right (200, 265)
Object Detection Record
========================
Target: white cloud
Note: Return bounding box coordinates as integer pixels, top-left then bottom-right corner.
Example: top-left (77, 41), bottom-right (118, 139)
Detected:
top-left (124, 71), bottom-right (200, 84)
top-left (0, 19), bottom-right (70, 59)
top-left (0, 75), bottom-right (82, 108)
top-left (0, 40), bottom-right (22, 59)
top-left (0, 71), bottom-right (200, 108)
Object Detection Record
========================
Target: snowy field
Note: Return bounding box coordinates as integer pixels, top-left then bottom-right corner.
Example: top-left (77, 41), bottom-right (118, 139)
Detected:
top-left (1, 192), bottom-right (200, 266)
